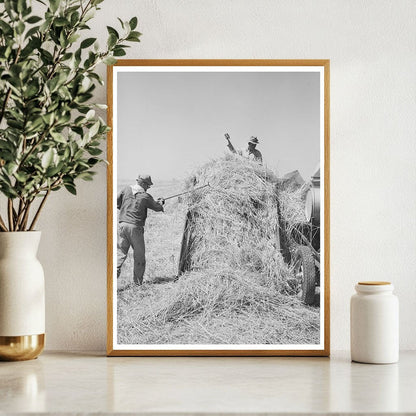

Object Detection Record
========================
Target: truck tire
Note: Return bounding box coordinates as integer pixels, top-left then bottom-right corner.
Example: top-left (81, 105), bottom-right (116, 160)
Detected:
top-left (293, 246), bottom-right (316, 305)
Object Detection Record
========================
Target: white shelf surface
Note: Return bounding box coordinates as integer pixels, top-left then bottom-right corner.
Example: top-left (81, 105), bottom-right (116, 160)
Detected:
top-left (0, 351), bottom-right (415, 415)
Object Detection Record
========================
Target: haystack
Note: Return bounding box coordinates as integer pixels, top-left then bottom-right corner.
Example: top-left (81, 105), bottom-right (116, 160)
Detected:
top-left (182, 154), bottom-right (291, 291)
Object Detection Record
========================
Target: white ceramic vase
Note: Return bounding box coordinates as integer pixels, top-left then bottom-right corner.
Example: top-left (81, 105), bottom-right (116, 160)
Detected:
top-left (0, 231), bottom-right (45, 361)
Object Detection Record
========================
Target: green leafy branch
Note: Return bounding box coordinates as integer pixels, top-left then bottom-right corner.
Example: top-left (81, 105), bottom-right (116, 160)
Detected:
top-left (0, 0), bottom-right (141, 231)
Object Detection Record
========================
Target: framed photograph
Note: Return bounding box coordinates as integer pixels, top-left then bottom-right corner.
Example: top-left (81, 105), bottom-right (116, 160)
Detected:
top-left (107, 60), bottom-right (330, 356)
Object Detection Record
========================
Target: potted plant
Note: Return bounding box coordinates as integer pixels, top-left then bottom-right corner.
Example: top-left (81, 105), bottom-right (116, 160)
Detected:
top-left (0, 0), bottom-right (140, 360)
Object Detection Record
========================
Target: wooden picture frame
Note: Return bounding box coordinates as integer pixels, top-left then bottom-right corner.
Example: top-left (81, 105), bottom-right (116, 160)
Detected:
top-left (107, 60), bottom-right (330, 356)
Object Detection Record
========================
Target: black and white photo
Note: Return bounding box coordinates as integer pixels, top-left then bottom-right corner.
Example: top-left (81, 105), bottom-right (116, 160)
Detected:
top-left (107, 60), bottom-right (330, 356)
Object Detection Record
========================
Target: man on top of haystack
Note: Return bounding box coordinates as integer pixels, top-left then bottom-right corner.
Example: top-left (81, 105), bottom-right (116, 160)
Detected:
top-left (225, 133), bottom-right (263, 163)
top-left (117, 174), bottom-right (165, 286)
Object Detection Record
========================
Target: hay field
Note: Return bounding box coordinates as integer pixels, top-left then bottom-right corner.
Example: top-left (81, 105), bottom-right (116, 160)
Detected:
top-left (117, 156), bottom-right (320, 345)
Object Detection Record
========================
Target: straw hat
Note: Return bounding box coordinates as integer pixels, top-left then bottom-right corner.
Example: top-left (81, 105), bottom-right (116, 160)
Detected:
top-left (137, 174), bottom-right (153, 186)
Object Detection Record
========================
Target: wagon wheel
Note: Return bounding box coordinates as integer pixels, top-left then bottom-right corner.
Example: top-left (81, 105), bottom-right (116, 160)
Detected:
top-left (293, 246), bottom-right (316, 305)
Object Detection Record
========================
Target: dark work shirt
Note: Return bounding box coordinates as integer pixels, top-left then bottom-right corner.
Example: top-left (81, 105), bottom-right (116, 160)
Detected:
top-left (117, 186), bottom-right (163, 226)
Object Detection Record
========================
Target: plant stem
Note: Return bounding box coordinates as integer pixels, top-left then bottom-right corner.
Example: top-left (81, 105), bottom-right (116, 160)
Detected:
top-left (0, 214), bottom-right (8, 232)
top-left (7, 199), bottom-right (14, 231)
top-left (20, 199), bottom-right (33, 231)
top-left (29, 190), bottom-right (50, 231)
top-left (14, 199), bottom-right (23, 230)
top-left (15, 199), bottom-right (28, 231)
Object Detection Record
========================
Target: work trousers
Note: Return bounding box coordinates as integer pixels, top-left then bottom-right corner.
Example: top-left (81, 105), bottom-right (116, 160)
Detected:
top-left (117, 222), bottom-right (145, 285)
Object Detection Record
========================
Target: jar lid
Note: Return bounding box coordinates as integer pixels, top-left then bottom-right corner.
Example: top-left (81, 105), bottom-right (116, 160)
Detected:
top-left (355, 281), bottom-right (394, 294)
top-left (358, 281), bottom-right (391, 285)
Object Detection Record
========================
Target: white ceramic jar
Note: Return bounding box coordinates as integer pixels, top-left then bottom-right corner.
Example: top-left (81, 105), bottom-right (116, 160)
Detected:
top-left (350, 281), bottom-right (399, 364)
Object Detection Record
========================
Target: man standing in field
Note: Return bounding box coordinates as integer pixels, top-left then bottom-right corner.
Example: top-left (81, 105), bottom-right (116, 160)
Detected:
top-left (225, 133), bottom-right (263, 163)
top-left (117, 174), bottom-right (165, 285)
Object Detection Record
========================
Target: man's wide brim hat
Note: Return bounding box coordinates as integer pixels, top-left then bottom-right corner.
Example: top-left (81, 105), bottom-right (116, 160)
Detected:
top-left (137, 174), bottom-right (153, 186)
top-left (248, 136), bottom-right (259, 145)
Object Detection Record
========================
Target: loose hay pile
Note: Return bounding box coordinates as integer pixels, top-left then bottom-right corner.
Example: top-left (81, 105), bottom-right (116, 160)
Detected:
top-left (117, 154), bottom-right (319, 345)
top-left (118, 272), bottom-right (319, 344)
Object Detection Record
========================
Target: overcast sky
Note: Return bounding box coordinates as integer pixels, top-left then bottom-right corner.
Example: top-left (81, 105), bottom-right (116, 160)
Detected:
top-left (116, 70), bottom-right (320, 182)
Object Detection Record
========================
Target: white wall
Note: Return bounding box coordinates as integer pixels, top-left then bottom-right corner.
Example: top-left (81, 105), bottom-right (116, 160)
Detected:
top-left (38, 0), bottom-right (416, 351)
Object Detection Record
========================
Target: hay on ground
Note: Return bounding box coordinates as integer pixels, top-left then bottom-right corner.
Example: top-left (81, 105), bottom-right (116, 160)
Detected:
top-left (118, 272), bottom-right (319, 344)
